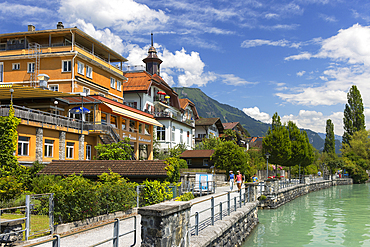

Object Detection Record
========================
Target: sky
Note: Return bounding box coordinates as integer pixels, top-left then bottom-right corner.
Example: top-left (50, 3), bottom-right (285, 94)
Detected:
top-left (2, 0), bottom-right (370, 136)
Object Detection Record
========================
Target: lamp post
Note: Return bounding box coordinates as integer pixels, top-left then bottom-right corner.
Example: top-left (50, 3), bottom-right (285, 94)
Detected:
top-left (10, 88), bottom-right (14, 105)
top-left (265, 152), bottom-right (270, 180)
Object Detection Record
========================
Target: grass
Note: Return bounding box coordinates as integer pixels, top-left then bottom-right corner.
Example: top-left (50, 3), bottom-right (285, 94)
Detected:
top-left (1, 213), bottom-right (51, 240)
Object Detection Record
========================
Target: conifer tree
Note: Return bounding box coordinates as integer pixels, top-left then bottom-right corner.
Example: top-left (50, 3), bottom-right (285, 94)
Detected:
top-left (323, 119), bottom-right (335, 154)
top-left (343, 85), bottom-right (365, 145)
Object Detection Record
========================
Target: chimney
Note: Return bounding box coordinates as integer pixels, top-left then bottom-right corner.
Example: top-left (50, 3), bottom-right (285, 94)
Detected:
top-left (28, 25), bottom-right (35, 32)
top-left (57, 22), bottom-right (64, 29)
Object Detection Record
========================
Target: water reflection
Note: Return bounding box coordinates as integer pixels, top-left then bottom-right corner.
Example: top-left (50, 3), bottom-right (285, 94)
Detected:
top-left (243, 184), bottom-right (370, 247)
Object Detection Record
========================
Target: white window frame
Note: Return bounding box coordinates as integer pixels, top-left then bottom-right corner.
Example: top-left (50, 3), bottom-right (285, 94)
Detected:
top-left (83, 87), bottom-right (90, 95)
top-left (12, 63), bottom-right (20, 70)
top-left (180, 129), bottom-right (183, 143)
top-left (117, 80), bottom-right (122, 91)
top-left (0, 62), bottom-right (3, 82)
top-left (157, 126), bottom-right (165, 141)
top-left (27, 62), bottom-right (35, 73)
top-left (44, 139), bottom-right (54, 158)
top-left (187, 159), bottom-right (192, 166)
top-left (187, 131), bottom-right (190, 145)
top-left (66, 142), bottom-right (74, 159)
top-left (86, 65), bottom-right (93, 79)
top-left (203, 159), bottom-right (209, 166)
top-left (62, 60), bottom-right (71, 72)
top-left (110, 77), bottom-right (116, 89)
top-left (172, 126), bottom-right (176, 142)
top-left (18, 136), bottom-right (29, 156)
top-left (86, 145), bottom-right (92, 160)
top-left (77, 61), bottom-right (84, 75)
top-left (48, 84), bottom-right (59, 92)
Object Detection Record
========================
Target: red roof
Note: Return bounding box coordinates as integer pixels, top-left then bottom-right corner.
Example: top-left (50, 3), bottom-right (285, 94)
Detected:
top-left (222, 122), bottom-right (239, 130)
top-left (38, 160), bottom-right (168, 178)
top-left (123, 72), bottom-right (152, 92)
top-left (180, 150), bottom-right (214, 158)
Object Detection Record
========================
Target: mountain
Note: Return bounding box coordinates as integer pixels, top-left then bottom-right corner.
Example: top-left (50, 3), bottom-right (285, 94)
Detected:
top-left (173, 87), bottom-right (327, 152)
top-left (317, 133), bottom-right (342, 154)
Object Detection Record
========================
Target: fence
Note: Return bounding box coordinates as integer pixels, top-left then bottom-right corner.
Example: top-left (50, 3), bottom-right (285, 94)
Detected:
top-left (0, 194), bottom-right (54, 245)
top-left (190, 186), bottom-right (255, 236)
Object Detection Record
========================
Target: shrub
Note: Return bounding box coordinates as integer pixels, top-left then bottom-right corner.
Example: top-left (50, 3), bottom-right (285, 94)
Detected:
top-left (141, 180), bottom-right (173, 206)
top-left (175, 192), bottom-right (194, 201)
top-left (259, 195), bottom-right (267, 201)
top-left (0, 176), bottom-right (23, 201)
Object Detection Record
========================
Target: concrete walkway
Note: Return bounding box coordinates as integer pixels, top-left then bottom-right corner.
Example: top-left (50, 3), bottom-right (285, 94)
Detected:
top-left (19, 185), bottom-right (243, 247)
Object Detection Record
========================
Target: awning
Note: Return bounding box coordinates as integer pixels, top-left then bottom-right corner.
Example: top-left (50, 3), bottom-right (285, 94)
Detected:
top-left (0, 84), bottom-right (75, 100)
top-left (104, 103), bottom-right (162, 127)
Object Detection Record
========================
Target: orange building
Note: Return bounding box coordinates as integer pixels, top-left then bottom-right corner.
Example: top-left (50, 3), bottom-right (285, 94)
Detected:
top-left (0, 23), bottom-right (161, 164)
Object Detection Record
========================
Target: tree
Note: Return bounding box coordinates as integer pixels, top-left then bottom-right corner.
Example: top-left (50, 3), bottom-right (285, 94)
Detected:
top-left (343, 85), bottom-right (365, 145)
top-left (195, 136), bottom-right (222, 150)
top-left (341, 129), bottom-right (370, 171)
top-left (323, 119), bottom-right (335, 154)
top-left (301, 131), bottom-right (315, 169)
top-left (262, 112), bottom-right (291, 176)
top-left (211, 141), bottom-right (251, 177)
top-left (164, 157), bottom-right (188, 183)
top-left (95, 138), bottom-right (133, 160)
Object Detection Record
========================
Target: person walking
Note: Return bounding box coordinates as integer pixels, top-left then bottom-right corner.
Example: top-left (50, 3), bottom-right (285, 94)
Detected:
top-left (229, 171), bottom-right (234, 191)
top-left (251, 174), bottom-right (258, 183)
top-left (236, 170), bottom-right (243, 191)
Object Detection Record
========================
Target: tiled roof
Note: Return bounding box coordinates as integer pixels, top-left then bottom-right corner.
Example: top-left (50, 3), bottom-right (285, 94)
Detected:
top-left (179, 98), bottom-right (199, 120)
top-left (222, 122), bottom-right (239, 130)
top-left (123, 73), bottom-right (152, 92)
top-left (38, 160), bottom-right (168, 178)
top-left (180, 150), bottom-right (214, 158)
top-left (195, 118), bottom-right (220, 126)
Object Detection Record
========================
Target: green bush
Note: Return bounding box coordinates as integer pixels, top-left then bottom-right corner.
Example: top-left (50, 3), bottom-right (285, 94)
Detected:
top-left (175, 192), bottom-right (194, 201)
top-left (0, 176), bottom-right (23, 201)
top-left (141, 180), bottom-right (173, 206)
top-left (259, 195), bottom-right (267, 201)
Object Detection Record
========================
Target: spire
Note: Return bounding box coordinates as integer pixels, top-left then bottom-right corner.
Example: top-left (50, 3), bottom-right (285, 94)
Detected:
top-left (143, 33), bottom-right (162, 76)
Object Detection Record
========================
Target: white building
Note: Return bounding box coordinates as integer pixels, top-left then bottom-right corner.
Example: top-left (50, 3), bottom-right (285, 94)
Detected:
top-left (123, 36), bottom-right (199, 152)
top-left (195, 118), bottom-right (224, 145)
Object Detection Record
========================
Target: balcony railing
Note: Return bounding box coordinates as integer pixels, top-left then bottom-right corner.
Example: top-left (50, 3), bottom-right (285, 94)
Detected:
top-left (0, 105), bottom-right (83, 131)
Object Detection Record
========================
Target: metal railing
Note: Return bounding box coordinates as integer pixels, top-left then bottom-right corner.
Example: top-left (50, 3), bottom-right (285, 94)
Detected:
top-left (0, 105), bottom-right (83, 131)
top-left (40, 216), bottom-right (137, 247)
top-left (190, 187), bottom-right (255, 236)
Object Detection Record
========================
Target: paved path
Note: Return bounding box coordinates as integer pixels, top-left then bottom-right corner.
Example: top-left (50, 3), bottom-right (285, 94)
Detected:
top-left (19, 185), bottom-right (246, 247)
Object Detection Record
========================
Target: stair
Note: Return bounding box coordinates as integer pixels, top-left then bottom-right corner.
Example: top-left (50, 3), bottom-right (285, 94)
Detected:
top-left (99, 135), bottom-right (116, 144)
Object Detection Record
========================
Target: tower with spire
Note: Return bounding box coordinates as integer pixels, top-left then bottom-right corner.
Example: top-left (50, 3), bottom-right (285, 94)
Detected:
top-left (143, 33), bottom-right (163, 76)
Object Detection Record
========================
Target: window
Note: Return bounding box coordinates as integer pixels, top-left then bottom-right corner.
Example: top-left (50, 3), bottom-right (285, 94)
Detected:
top-left (203, 159), bottom-right (209, 166)
top-left (49, 84), bottom-right (59, 91)
top-left (44, 139), bottom-right (54, 157)
top-left (18, 136), bottom-right (29, 156)
top-left (145, 124), bottom-right (150, 135)
top-left (117, 80), bottom-right (122, 91)
top-left (110, 115), bottom-right (117, 128)
top-left (157, 126), bottom-right (165, 141)
top-left (86, 65), bottom-right (93, 78)
top-left (148, 87), bottom-right (151, 96)
top-left (187, 159), bottom-right (192, 166)
top-left (66, 142), bottom-right (74, 159)
top-left (129, 120), bottom-right (136, 132)
top-left (139, 123), bottom-right (143, 134)
top-left (110, 77), bottom-right (116, 89)
top-left (172, 126), bottom-right (175, 142)
top-left (83, 87), bottom-right (90, 95)
top-left (86, 145), bottom-right (92, 160)
top-left (187, 131), bottom-right (190, 145)
top-left (77, 61), bottom-right (84, 75)
top-left (62, 60), bottom-right (71, 72)
top-left (180, 129), bottom-right (183, 143)
top-left (12, 63), bottom-right (20, 70)
top-left (101, 112), bottom-right (107, 125)
top-left (122, 118), bottom-right (126, 130)
top-left (0, 62), bottom-right (3, 82)
top-left (127, 102), bottom-right (137, 109)
top-left (27, 62), bottom-right (35, 73)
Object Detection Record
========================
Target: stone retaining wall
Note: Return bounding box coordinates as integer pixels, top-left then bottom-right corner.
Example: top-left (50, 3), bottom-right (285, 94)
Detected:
top-left (260, 178), bottom-right (353, 209)
top-left (190, 202), bottom-right (259, 247)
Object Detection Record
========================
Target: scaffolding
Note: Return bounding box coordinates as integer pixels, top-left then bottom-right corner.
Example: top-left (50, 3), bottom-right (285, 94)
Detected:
top-left (28, 43), bottom-right (41, 87)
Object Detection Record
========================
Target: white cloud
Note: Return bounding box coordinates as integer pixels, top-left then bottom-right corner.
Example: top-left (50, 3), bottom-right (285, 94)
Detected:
top-left (59, 0), bottom-right (168, 33)
top-left (319, 14), bottom-right (337, 22)
top-left (297, 71), bottom-right (306, 77)
top-left (241, 39), bottom-right (291, 48)
top-left (219, 74), bottom-right (258, 86)
top-left (242, 107), bottom-right (271, 123)
top-left (285, 52), bottom-right (313, 60)
top-left (74, 20), bottom-right (125, 53)
top-left (0, 2), bottom-right (48, 16)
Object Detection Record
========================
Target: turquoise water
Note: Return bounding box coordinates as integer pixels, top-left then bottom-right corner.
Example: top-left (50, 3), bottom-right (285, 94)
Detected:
top-left (243, 184), bottom-right (370, 246)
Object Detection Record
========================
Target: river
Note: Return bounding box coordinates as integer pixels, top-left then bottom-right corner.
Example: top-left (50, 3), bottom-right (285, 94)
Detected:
top-left (243, 183), bottom-right (370, 246)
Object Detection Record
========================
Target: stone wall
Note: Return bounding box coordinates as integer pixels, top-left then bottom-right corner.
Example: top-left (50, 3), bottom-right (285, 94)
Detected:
top-left (260, 178), bottom-right (353, 209)
top-left (190, 202), bottom-right (259, 247)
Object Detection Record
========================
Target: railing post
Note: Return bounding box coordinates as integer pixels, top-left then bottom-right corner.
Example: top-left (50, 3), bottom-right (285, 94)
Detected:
top-left (25, 195), bottom-right (30, 241)
top-left (195, 212), bottom-right (199, 236)
top-left (131, 216), bottom-right (137, 247)
top-left (227, 192), bottom-right (230, 216)
top-left (200, 181), bottom-right (202, 197)
top-left (211, 196), bottom-right (214, 226)
top-left (244, 189), bottom-right (246, 205)
top-left (248, 186), bottom-right (250, 202)
top-left (52, 235), bottom-right (60, 247)
top-left (239, 189), bottom-right (242, 208)
top-left (234, 197), bottom-right (237, 211)
top-left (219, 202), bottom-right (222, 220)
top-left (113, 218), bottom-right (119, 247)
top-left (136, 185), bottom-right (140, 208)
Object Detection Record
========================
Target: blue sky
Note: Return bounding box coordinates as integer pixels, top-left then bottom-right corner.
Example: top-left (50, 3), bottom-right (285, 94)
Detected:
top-left (2, 0), bottom-right (370, 136)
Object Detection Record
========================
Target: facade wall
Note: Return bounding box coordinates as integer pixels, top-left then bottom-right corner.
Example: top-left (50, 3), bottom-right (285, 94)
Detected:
top-left (156, 119), bottom-right (194, 151)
